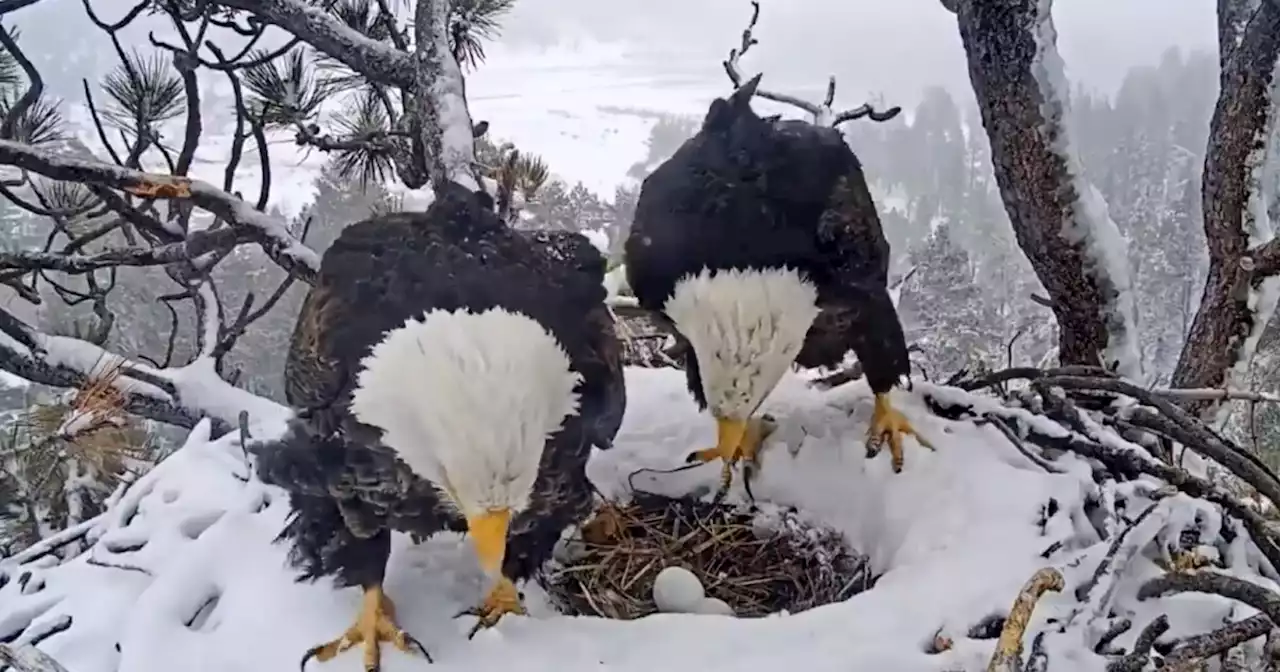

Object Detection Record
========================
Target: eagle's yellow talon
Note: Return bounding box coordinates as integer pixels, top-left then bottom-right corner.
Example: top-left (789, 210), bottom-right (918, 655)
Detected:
top-left (299, 585), bottom-right (429, 672)
top-left (685, 416), bottom-right (775, 498)
top-left (867, 393), bottom-right (932, 473)
top-left (465, 576), bottom-right (526, 638)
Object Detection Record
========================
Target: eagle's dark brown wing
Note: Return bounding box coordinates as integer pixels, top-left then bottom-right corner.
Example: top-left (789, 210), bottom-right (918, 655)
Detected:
top-left (284, 281), bottom-right (355, 437)
top-left (796, 160), bottom-right (911, 394)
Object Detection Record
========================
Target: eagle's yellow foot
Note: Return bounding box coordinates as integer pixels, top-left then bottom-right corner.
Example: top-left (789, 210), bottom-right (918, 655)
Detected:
top-left (300, 584), bottom-right (430, 672)
top-left (460, 575), bottom-right (527, 639)
top-left (866, 393), bottom-right (934, 473)
top-left (685, 416), bottom-right (775, 497)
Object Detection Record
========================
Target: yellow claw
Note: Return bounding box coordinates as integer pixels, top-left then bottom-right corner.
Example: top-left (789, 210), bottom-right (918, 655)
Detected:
top-left (459, 508), bottom-right (527, 637)
top-left (460, 575), bottom-right (527, 639)
top-left (686, 416), bottom-right (774, 497)
top-left (866, 393), bottom-right (934, 473)
top-left (299, 584), bottom-right (429, 672)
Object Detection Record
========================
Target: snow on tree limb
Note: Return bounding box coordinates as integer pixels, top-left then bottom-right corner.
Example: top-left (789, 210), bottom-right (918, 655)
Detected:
top-left (947, 0), bottom-right (1142, 380)
top-left (721, 1), bottom-right (901, 128)
top-left (213, 0), bottom-right (416, 89)
top-left (0, 306), bottom-right (291, 436)
top-left (412, 0), bottom-right (481, 192)
top-left (1171, 0), bottom-right (1280, 415)
top-left (0, 139), bottom-right (320, 281)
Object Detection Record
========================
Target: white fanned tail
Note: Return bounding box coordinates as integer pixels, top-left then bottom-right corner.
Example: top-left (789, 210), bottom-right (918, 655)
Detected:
top-left (663, 267), bottom-right (820, 418)
top-left (349, 307), bottom-right (583, 517)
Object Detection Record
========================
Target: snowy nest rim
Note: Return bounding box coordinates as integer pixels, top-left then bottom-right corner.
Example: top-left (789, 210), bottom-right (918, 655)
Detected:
top-left (539, 492), bottom-right (876, 619)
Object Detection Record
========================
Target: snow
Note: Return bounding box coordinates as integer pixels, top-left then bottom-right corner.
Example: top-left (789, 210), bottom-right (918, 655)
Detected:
top-left (1, 367), bottom-right (1272, 672)
top-left (1029, 0), bottom-right (1143, 382)
top-left (1230, 54), bottom-right (1280, 398)
top-left (0, 320), bottom-right (292, 438)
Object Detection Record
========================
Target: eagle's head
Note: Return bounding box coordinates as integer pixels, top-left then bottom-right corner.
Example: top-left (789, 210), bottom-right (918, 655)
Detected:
top-left (348, 307), bottom-right (583, 577)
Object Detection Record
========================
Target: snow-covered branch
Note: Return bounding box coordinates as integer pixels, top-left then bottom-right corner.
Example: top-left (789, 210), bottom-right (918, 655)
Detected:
top-left (411, 0), bottom-right (481, 192)
top-left (721, 1), bottom-right (900, 128)
top-left (0, 307), bottom-right (291, 437)
top-left (213, 0), bottom-right (416, 89)
top-left (0, 140), bottom-right (320, 282)
top-left (923, 365), bottom-right (1280, 669)
top-left (947, 0), bottom-right (1142, 380)
top-left (1170, 0), bottom-right (1280, 414)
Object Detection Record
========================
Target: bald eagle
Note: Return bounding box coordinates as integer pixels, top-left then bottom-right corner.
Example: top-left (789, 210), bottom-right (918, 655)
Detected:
top-left (624, 75), bottom-right (931, 493)
top-left (252, 183), bottom-right (626, 671)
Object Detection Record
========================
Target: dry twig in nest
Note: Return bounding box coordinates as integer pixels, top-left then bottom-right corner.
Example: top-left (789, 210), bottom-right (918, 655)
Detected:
top-left (540, 492), bottom-right (872, 620)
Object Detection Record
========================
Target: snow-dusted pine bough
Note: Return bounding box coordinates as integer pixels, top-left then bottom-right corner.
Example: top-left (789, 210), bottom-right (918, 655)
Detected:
top-left (915, 365), bottom-right (1280, 671)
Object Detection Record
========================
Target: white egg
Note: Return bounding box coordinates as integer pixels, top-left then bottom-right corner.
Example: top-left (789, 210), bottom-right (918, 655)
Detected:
top-left (692, 597), bottom-right (736, 616)
top-left (652, 566), bottom-right (705, 613)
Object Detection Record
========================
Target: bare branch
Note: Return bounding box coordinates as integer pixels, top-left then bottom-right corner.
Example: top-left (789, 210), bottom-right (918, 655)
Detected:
top-left (0, 227), bottom-right (253, 274)
top-left (721, 1), bottom-right (900, 127)
top-left (0, 139), bottom-right (319, 280)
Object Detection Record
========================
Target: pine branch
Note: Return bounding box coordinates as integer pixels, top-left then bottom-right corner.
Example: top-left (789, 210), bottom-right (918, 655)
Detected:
top-left (214, 0), bottom-right (415, 88)
top-left (0, 139), bottom-right (319, 281)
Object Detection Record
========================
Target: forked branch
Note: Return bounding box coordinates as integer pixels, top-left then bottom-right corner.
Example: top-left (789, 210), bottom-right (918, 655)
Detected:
top-left (722, 1), bottom-right (900, 127)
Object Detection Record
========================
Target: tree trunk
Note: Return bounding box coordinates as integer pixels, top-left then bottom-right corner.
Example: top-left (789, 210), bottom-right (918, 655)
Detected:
top-left (1170, 0), bottom-right (1280, 416)
top-left (946, 0), bottom-right (1140, 377)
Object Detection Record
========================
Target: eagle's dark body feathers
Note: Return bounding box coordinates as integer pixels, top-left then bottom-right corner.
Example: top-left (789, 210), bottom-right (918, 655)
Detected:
top-left (254, 183), bottom-right (626, 590)
top-left (625, 91), bottom-right (909, 404)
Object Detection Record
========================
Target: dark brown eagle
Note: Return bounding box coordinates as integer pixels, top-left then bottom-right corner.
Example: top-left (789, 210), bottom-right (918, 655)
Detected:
top-left (624, 75), bottom-right (931, 494)
top-left (251, 182), bottom-right (626, 671)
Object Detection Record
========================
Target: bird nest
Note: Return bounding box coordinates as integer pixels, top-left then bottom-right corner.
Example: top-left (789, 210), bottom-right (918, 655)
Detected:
top-left (540, 492), bottom-right (875, 619)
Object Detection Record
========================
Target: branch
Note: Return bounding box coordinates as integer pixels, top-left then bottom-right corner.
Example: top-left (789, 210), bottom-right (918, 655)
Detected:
top-left (1170, 0), bottom-right (1280, 413)
top-left (1163, 614), bottom-right (1273, 668)
top-left (0, 227), bottom-right (253, 274)
top-left (986, 567), bottom-right (1064, 672)
top-left (411, 0), bottom-right (481, 192)
top-left (1253, 237), bottom-right (1280, 276)
top-left (949, 0), bottom-right (1139, 378)
top-left (213, 0), bottom-right (415, 88)
top-left (721, 1), bottom-right (900, 127)
top-left (0, 307), bottom-right (291, 434)
top-left (0, 644), bottom-right (71, 672)
top-left (0, 139), bottom-right (319, 281)
top-left (1139, 571), bottom-right (1280, 625)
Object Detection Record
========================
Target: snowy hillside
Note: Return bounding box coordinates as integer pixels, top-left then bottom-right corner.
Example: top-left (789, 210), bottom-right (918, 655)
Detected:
top-left (1, 368), bottom-right (1270, 672)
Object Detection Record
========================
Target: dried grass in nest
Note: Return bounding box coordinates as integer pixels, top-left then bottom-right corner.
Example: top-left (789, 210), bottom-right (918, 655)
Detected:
top-left (541, 492), bottom-right (875, 620)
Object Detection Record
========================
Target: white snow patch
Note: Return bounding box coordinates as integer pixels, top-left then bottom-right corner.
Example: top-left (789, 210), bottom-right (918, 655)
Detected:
top-left (1029, 0), bottom-right (1142, 381)
top-left (0, 369), bottom-right (1270, 672)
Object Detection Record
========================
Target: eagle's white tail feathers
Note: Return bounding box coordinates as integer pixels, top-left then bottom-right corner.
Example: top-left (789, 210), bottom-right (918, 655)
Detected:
top-left (350, 308), bottom-right (582, 517)
top-left (663, 267), bottom-right (820, 420)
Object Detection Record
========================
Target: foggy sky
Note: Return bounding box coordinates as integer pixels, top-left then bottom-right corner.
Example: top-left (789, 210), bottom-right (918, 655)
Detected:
top-left (495, 0), bottom-right (1218, 102)
top-left (14, 0), bottom-right (1219, 111)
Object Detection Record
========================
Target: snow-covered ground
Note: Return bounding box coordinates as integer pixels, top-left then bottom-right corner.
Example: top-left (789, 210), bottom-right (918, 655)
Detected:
top-left (1, 367), bottom-right (1267, 672)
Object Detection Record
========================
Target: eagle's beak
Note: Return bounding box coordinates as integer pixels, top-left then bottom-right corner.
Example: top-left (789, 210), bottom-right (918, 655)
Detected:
top-left (466, 508), bottom-right (511, 576)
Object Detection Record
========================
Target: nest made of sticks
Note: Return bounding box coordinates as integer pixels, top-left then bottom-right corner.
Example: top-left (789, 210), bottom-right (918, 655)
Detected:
top-left (540, 492), bottom-right (876, 620)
